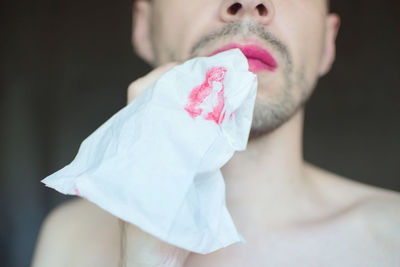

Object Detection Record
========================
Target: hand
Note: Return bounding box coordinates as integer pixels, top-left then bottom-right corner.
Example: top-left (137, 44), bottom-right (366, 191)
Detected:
top-left (127, 63), bottom-right (179, 104)
top-left (120, 62), bottom-right (190, 267)
top-left (120, 220), bottom-right (189, 267)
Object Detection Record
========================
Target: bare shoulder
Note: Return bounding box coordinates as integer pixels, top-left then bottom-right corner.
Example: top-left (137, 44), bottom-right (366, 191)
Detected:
top-left (32, 198), bottom-right (120, 267)
top-left (304, 161), bottom-right (400, 202)
top-left (305, 162), bottom-right (400, 247)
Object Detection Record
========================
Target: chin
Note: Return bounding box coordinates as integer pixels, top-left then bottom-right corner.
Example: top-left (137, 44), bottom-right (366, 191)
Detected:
top-left (248, 90), bottom-right (302, 139)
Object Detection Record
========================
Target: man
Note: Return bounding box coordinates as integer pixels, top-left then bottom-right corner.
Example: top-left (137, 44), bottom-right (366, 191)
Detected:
top-left (32, 0), bottom-right (400, 266)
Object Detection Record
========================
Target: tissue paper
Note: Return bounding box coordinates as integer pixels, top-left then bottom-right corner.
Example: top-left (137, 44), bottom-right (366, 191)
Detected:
top-left (42, 49), bottom-right (258, 254)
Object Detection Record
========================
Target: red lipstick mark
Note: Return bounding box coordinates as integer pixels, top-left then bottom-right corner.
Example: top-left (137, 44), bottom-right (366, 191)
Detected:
top-left (184, 66), bottom-right (227, 125)
top-left (73, 184), bottom-right (80, 196)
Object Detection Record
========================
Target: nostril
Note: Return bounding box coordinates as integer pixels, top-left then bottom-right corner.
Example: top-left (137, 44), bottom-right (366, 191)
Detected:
top-left (256, 4), bottom-right (268, 16)
top-left (227, 3), bottom-right (242, 15)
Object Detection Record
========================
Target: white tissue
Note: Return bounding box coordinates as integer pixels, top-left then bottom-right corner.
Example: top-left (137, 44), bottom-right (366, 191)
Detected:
top-left (42, 49), bottom-right (258, 254)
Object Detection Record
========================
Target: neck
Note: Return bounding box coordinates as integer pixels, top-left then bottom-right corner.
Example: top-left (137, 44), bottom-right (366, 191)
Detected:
top-left (222, 109), bottom-right (312, 233)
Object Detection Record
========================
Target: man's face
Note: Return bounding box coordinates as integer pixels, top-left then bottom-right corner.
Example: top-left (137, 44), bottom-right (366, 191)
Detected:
top-left (133, 0), bottom-right (339, 136)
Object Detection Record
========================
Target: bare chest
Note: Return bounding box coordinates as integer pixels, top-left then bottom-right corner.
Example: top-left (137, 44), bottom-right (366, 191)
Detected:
top-left (185, 217), bottom-right (397, 267)
top-left (72, 213), bottom-right (398, 267)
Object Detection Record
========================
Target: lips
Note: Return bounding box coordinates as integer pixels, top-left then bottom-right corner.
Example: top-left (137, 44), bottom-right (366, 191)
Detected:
top-left (209, 43), bottom-right (278, 73)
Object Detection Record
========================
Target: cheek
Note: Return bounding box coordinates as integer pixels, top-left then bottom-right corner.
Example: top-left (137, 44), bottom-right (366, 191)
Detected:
top-left (151, 15), bottom-right (184, 63)
top-left (150, 3), bottom-right (201, 63)
top-left (275, 2), bottom-right (327, 79)
top-left (151, 1), bottom-right (220, 64)
top-left (298, 21), bottom-right (326, 76)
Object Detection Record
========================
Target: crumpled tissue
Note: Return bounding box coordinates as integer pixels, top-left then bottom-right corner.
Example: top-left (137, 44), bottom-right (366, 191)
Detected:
top-left (42, 49), bottom-right (258, 254)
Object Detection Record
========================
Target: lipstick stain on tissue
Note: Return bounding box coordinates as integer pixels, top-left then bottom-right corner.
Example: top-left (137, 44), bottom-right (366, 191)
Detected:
top-left (73, 184), bottom-right (80, 196)
top-left (184, 66), bottom-right (227, 125)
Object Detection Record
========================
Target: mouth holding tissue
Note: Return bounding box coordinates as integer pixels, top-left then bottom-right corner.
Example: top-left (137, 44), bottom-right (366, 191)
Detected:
top-left (41, 49), bottom-right (257, 254)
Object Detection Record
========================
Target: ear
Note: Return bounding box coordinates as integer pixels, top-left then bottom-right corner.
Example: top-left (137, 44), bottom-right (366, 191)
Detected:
top-left (132, 0), bottom-right (155, 64)
top-left (318, 13), bottom-right (341, 76)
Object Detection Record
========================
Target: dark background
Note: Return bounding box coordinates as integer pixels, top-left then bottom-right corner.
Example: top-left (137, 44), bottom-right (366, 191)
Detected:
top-left (1, 0), bottom-right (399, 266)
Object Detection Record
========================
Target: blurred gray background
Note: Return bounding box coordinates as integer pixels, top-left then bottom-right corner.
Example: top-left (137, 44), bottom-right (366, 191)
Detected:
top-left (1, 0), bottom-right (399, 266)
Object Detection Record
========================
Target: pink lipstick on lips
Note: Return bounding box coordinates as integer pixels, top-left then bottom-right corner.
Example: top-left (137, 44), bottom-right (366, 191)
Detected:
top-left (209, 43), bottom-right (278, 73)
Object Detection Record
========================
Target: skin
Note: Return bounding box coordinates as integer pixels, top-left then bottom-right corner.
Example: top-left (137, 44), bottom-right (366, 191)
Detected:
top-left (32, 0), bottom-right (400, 266)
top-left (135, 0), bottom-right (336, 136)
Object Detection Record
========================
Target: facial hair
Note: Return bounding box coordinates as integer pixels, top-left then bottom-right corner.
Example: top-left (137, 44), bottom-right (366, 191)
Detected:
top-left (189, 19), bottom-right (313, 139)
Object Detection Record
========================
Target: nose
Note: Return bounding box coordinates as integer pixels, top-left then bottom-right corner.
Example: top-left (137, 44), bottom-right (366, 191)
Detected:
top-left (219, 0), bottom-right (274, 25)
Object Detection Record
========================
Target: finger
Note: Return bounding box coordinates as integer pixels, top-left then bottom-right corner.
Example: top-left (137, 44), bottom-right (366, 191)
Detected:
top-left (127, 62), bottom-right (179, 105)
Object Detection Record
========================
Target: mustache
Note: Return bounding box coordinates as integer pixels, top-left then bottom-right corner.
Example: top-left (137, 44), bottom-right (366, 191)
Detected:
top-left (189, 19), bottom-right (293, 70)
